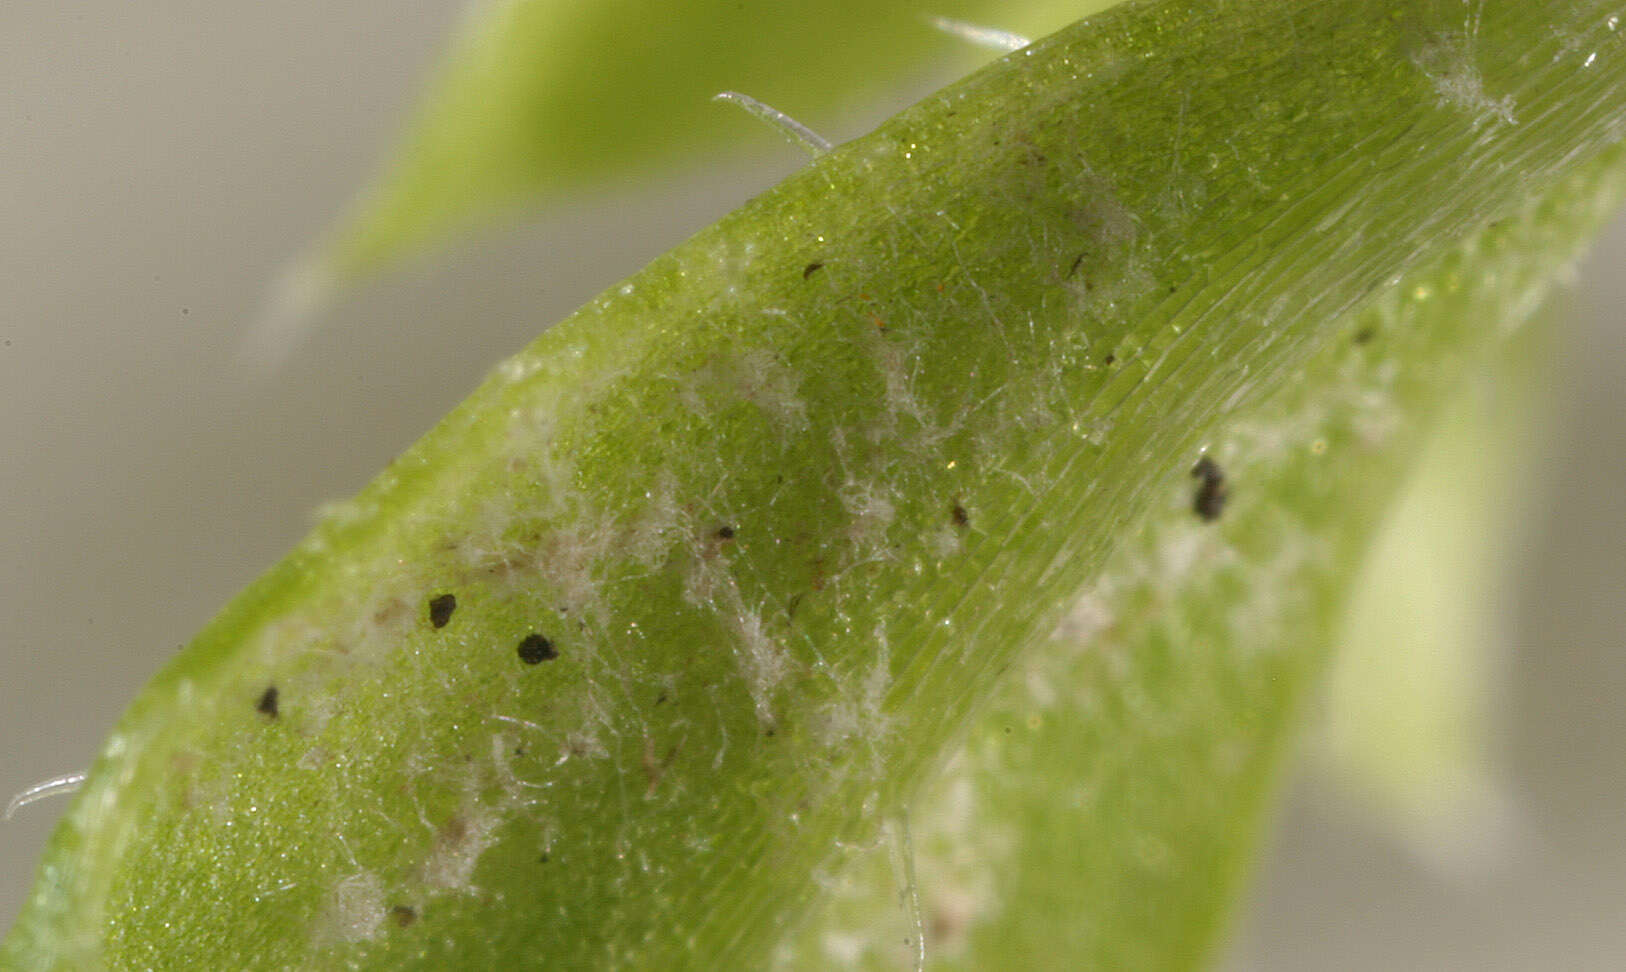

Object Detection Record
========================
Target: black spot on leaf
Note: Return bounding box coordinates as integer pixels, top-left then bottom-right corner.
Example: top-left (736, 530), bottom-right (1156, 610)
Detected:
top-left (255, 686), bottom-right (279, 719)
top-left (803, 261), bottom-right (824, 279)
top-left (951, 504), bottom-right (970, 528)
top-left (389, 905), bottom-right (417, 928)
top-left (428, 593), bottom-right (457, 629)
top-left (1192, 455), bottom-right (1229, 522)
top-left (517, 633), bottom-right (557, 665)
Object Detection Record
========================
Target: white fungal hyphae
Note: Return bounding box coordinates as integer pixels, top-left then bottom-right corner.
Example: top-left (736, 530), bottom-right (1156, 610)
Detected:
top-left (732, 347), bottom-right (810, 433)
top-left (731, 600), bottom-right (791, 726)
top-left (1413, 36), bottom-right (1517, 125)
top-left (814, 634), bottom-right (893, 756)
top-left (871, 335), bottom-right (940, 441)
top-left (838, 479), bottom-right (898, 545)
top-left (324, 871), bottom-right (385, 944)
top-left (929, 526), bottom-right (962, 559)
top-left (623, 472), bottom-right (687, 569)
top-left (424, 804), bottom-right (503, 893)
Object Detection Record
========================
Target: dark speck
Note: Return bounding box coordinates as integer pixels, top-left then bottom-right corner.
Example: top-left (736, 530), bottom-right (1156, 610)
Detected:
top-left (1191, 455), bottom-right (1228, 522)
top-left (803, 261), bottom-right (824, 279)
top-left (951, 504), bottom-right (970, 528)
top-left (256, 685), bottom-right (279, 719)
top-left (389, 905), bottom-right (417, 928)
top-left (715, 524), bottom-right (736, 540)
top-left (517, 633), bottom-right (557, 665)
top-left (428, 593), bottom-right (457, 629)
top-left (1103, 353), bottom-right (1116, 365)
top-left (1353, 325), bottom-right (1377, 344)
top-left (539, 853), bottom-right (551, 864)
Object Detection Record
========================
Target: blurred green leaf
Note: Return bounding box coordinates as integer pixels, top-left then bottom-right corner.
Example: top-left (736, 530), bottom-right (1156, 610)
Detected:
top-left (310, 0), bottom-right (1112, 285)
top-left (1312, 327), bottom-right (1548, 870)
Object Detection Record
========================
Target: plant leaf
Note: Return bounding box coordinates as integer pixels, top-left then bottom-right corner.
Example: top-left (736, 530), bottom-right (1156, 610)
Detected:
top-left (1312, 329), bottom-right (1546, 871)
top-left (7, 1), bottom-right (1626, 968)
top-left (310, 0), bottom-right (1112, 286)
top-left (774, 152), bottom-right (1626, 969)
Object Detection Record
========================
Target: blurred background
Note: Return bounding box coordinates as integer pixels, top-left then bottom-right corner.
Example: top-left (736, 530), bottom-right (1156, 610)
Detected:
top-left (3, 2), bottom-right (1622, 965)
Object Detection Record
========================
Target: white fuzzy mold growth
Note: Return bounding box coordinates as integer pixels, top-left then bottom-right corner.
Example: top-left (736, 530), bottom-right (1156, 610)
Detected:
top-left (323, 871), bottom-right (385, 944)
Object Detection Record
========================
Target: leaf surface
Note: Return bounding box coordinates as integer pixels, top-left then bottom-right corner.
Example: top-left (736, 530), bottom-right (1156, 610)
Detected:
top-left (6, 1), bottom-right (1626, 968)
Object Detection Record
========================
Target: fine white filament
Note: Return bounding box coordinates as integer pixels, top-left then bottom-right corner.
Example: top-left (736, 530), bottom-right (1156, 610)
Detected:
top-left (928, 15), bottom-right (1031, 53)
top-left (712, 91), bottom-right (833, 157)
top-left (4, 771), bottom-right (88, 821)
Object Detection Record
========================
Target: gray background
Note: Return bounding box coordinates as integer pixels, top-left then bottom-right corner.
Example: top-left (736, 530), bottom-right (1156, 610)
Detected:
top-left (3, 3), bottom-right (1623, 965)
